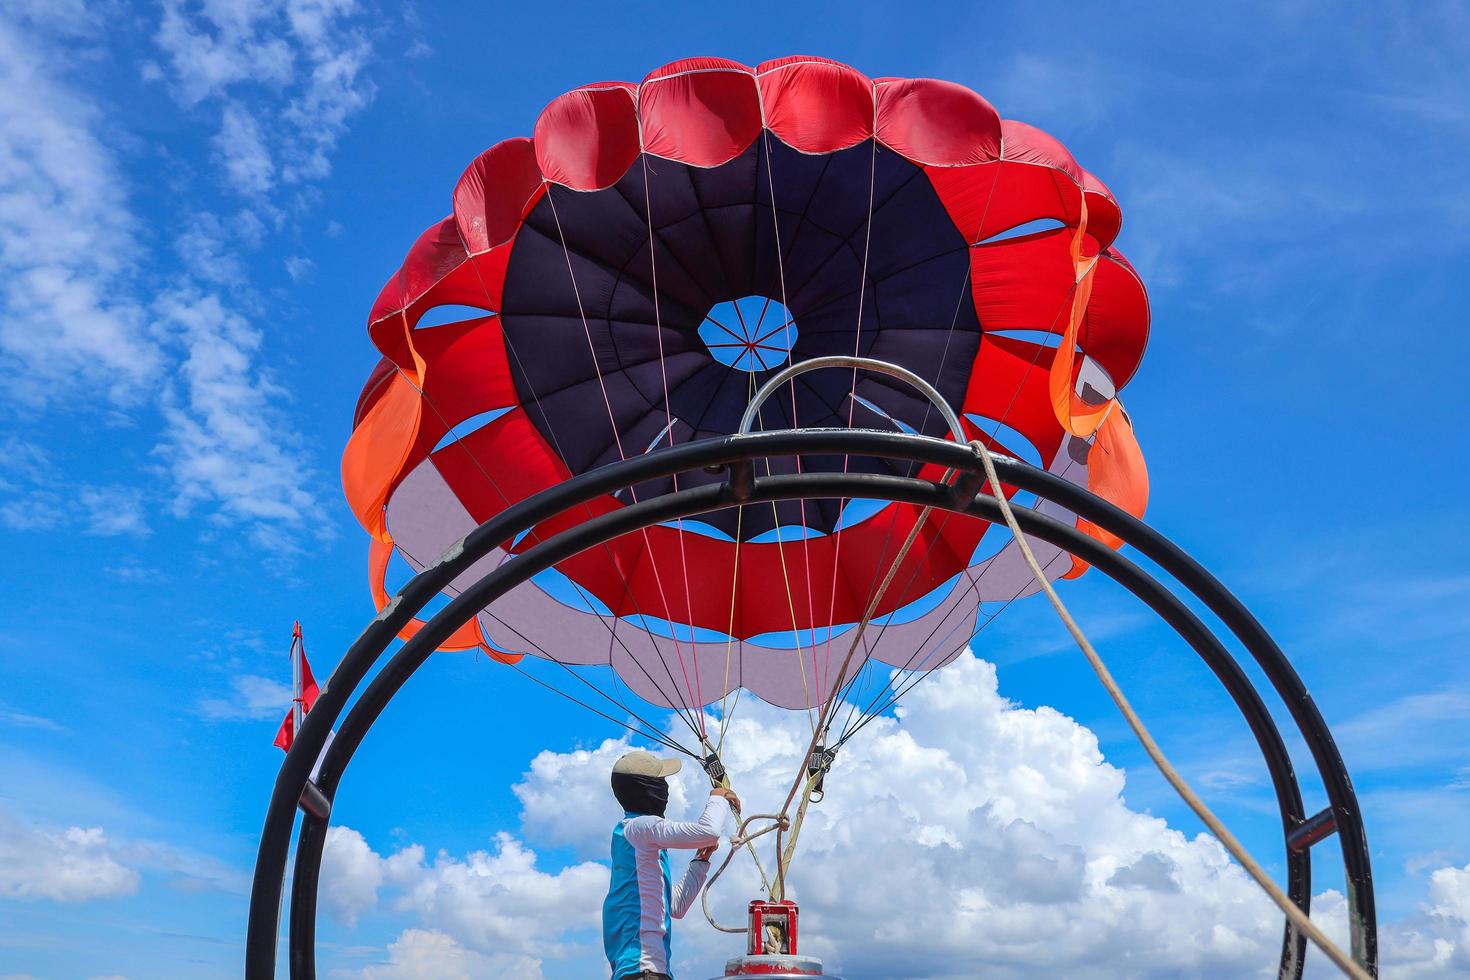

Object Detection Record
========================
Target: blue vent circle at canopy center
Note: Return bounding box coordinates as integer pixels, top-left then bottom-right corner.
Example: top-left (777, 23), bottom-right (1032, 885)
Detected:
top-left (698, 296), bottom-right (797, 372)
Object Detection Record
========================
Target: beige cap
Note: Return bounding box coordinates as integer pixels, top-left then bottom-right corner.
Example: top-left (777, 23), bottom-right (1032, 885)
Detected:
top-left (612, 750), bottom-right (682, 778)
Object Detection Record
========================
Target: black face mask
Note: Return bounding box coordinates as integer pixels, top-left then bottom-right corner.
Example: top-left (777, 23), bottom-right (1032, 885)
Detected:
top-left (612, 772), bottom-right (669, 816)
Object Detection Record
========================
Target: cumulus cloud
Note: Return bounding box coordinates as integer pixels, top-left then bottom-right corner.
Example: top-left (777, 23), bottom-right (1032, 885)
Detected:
top-left (616, 655), bottom-right (1287, 979)
top-left (1381, 863), bottom-right (1470, 977)
top-left (352, 928), bottom-right (544, 980)
top-left (0, 808), bottom-right (138, 902)
top-left (511, 736), bottom-right (696, 860)
top-left (321, 826), bottom-right (607, 976)
top-left (318, 657), bottom-right (1265, 975)
top-left (320, 652), bottom-right (1470, 978)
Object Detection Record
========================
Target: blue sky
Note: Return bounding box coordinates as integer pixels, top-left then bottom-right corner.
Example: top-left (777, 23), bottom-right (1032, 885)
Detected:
top-left (1, 2), bottom-right (1468, 978)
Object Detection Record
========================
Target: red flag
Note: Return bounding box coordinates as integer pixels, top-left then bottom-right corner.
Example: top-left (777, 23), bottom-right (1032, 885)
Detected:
top-left (273, 634), bottom-right (320, 753)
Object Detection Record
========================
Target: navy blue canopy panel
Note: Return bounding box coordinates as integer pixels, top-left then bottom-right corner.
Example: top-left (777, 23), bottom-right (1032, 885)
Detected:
top-left (499, 136), bottom-right (981, 540)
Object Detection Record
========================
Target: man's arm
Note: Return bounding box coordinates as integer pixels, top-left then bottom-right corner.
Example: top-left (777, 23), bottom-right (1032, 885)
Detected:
top-left (670, 854), bottom-right (713, 919)
top-left (625, 795), bottom-right (731, 849)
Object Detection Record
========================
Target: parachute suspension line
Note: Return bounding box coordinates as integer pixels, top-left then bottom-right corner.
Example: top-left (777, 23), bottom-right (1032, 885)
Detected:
top-left (756, 123), bottom-right (822, 695)
top-left (451, 221), bottom-right (713, 743)
top-left (757, 126), bottom-right (822, 736)
top-left (820, 148), bottom-right (1006, 731)
top-left (364, 358), bottom-right (706, 743)
top-left (484, 608), bottom-right (705, 756)
top-left (829, 233), bottom-right (1094, 738)
top-left (837, 543), bottom-right (1073, 746)
top-left (971, 439), bottom-right (1371, 980)
top-left (715, 461), bottom-right (747, 755)
top-left (770, 491), bottom-right (945, 895)
top-left (843, 452), bottom-right (1090, 739)
top-left (818, 116), bottom-right (880, 705)
top-left (713, 367), bottom-right (769, 751)
top-left (836, 255), bottom-right (1096, 728)
top-left (503, 657), bottom-right (696, 758)
top-left (830, 450), bottom-right (1087, 744)
top-left (756, 410), bottom-right (818, 736)
top-left (543, 182), bottom-right (706, 737)
top-left (639, 151), bottom-right (708, 721)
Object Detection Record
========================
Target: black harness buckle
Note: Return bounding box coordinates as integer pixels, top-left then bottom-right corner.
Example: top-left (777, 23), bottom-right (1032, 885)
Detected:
top-left (807, 744), bottom-right (837, 801)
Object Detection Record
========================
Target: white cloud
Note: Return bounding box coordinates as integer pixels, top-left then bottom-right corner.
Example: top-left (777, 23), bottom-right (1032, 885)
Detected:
top-left (321, 828), bottom-right (607, 977)
top-left (284, 254), bottom-right (314, 281)
top-left (1389, 864), bottom-right (1470, 978)
top-left (77, 486), bottom-right (150, 537)
top-left (1309, 864), bottom-right (1470, 978)
top-left (153, 289), bottom-right (323, 535)
top-left (215, 101), bottom-right (274, 196)
top-left (0, 701), bottom-right (67, 733)
top-left (351, 928), bottom-right (544, 980)
top-left (512, 736), bottom-right (697, 861)
top-left (0, 10), bottom-right (334, 557)
top-left (154, 0), bottom-right (294, 106)
top-left (175, 212), bottom-right (249, 287)
top-left (0, 437), bottom-right (152, 537)
top-left (197, 673), bottom-right (292, 721)
top-left (1336, 689), bottom-right (1470, 773)
top-left (0, 14), bottom-right (162, 408)
top-left (0, 808), bottom-right (138, 902)
top-left (319, 651), bottom-right (1470, 978)
top-left (0, 483), bottom-right (149, 536)
top-left (153, 0), bottom-right (375, 197)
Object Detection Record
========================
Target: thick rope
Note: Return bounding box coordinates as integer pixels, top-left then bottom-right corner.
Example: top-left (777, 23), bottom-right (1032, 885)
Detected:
top-left (768, 488), bottom-right (946, 900)
top-left (702, 811), bottom-right (787, 934)
top-left (971, 439), bottom-right (1370, 980)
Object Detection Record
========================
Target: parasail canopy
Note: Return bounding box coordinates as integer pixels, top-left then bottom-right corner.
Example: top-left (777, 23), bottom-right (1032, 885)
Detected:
top-left (342, 56), bottom-right (1150, 724)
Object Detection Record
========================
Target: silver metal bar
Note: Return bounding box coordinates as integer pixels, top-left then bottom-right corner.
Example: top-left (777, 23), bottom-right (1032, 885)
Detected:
top-left (736, 355), bottom-right (967, 444)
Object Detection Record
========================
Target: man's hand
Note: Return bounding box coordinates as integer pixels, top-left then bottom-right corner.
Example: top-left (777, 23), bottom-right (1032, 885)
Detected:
top-left (695, 844), bottom-right (718, 861)
top-left (710, 787), bottom-right (741, 812)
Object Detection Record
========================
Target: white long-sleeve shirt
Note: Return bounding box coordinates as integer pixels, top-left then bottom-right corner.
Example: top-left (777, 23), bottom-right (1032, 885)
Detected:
top-left (604, 796), bottom-right (731, 978)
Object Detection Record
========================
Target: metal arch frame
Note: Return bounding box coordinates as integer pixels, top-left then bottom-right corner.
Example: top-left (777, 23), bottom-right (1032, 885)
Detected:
top-left (246, 429), bottom-right (1376, 979)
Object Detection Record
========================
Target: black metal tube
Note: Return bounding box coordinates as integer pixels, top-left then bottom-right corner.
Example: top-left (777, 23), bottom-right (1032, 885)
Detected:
top-left (1289, 808), bottom-right (1340, 853)
top-left (247, 429), bottom-right (1372, 978)
top-left (248, 430), bottom-right (901, 975)
top-left (287, 471), bottom-right (1312, 980)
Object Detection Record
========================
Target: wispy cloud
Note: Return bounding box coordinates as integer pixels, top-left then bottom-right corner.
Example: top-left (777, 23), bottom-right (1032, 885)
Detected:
top-left (0, 438), bottom-right (151, 537)
top-left (196, 673), bottom-right (291, 722)
top-left (1336, 688), bottom-right (1470, 772)
top-left (0, 702), bottom-right (67, 734)
top-left (0, 1), bottom-right (377, 559)
top-left (154, 290), bottom-right (322, 535)
top-left (213, 100), bottom-right (274, 197)
top-left (0, 16), bottom-right (162, 409)
top-left (152, 0), bottom-right (375, 200)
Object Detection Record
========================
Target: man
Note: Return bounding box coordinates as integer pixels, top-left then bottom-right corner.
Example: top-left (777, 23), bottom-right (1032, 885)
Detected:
top-left (603, 750), bottom-right (740, 980)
